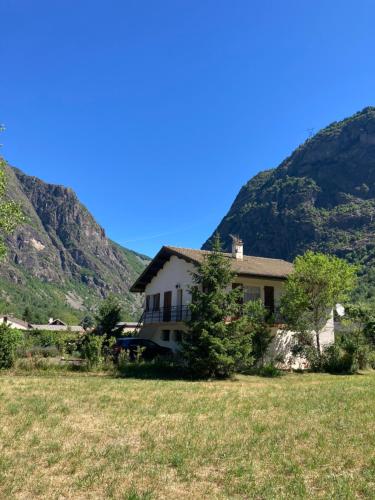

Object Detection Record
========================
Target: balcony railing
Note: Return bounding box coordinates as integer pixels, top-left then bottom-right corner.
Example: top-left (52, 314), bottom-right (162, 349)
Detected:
top-left (143, 306), bottom-right (191, 324)
top-left (141, 304), bottom-right (285, 325)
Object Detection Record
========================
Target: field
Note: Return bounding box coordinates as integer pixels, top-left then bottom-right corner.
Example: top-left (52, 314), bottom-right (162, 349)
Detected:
top-left (1, 371), bottom-right (375, 499)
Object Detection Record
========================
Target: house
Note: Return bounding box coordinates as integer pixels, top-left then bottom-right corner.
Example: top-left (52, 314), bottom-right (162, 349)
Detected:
top-left (0, 315), bottom-right (84, 333)
top-left (0, 316), bottom-right (32, 330)
top-left (130, 237), bottom-right (335, 367)
top-left (31, 322), bottom-right (84, 333)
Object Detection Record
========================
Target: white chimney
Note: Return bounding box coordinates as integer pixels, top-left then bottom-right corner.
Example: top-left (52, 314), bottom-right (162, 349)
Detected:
top-left (48, 318), bottom-right (54, 324)
top-left (230, 235), bottom-right (244, 260)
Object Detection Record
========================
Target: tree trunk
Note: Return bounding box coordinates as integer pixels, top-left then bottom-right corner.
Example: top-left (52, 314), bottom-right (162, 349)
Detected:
top-left (315, 330), bottom-right (321, 357)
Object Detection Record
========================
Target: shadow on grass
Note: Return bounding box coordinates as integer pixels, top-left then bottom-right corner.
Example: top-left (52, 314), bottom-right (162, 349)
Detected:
top-left (115, 362), bottom-right (195, 381)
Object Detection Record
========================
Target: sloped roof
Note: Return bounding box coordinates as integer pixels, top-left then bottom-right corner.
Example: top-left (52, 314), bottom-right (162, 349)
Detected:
top-left (1, 316), bottom-right (32, 329)
top-left (32, 324), bottom-right (84, 332)
top-left (130, 245), bottom-right (293, 292)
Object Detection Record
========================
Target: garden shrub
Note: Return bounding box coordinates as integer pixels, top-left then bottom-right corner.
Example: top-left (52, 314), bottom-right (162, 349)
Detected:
top-left (0, 324), bottom-right (23, 368)
top-left (80, 334), bottom-right (104, 370)
top-left (257, 363), bottom-right (283, 378)
top-left (321, 344), bottom-right (357, 374)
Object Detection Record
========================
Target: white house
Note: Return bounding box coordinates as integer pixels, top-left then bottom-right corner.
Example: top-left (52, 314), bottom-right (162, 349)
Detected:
top-left (130, 238), bottom-right (335, 368)
top-left (0, 316), bottom-right (32, 330)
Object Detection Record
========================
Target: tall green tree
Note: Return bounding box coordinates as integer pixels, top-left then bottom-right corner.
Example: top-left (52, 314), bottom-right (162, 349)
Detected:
top-left (182, 234), bottom-right (254, 378)
top-left (0, 127), bottom-right (25, 258)
top-left (280, 251), bottom-right (357, 362)
top-left (80, 314), bottom-right (95, 331)
top-left (94, 294), bottom-right (122, 338)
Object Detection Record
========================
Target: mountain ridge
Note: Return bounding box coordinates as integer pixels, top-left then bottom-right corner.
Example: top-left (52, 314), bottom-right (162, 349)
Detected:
top-left (203, 106), bottom-right (375, 304)
top-left (0, 161), bottom-right (149, 323)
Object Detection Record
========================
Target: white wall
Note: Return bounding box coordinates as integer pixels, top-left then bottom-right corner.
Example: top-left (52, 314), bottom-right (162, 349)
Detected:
top-left (233, 276), bottom-right (284, 307)
top-left (0, 317), bottom-right (29, 330)
top-left (145, 255), bottom-right (195, 308)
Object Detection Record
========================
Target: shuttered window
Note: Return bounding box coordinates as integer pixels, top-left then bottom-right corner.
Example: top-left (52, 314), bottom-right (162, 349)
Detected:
top-left (152, 293), bottom-right (160, 311)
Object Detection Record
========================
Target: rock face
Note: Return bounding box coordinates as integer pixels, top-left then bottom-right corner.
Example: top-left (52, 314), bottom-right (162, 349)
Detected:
top-left (203, 107), bottom-right (375, 298)
top-left (0, 164), bottom-right (149, 322)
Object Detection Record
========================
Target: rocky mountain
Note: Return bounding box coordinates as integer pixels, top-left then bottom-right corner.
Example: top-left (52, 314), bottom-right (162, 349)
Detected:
top-left (203, 107), bottom-right (375, 304)
top-left (0, 162), bottom-right (149, 323)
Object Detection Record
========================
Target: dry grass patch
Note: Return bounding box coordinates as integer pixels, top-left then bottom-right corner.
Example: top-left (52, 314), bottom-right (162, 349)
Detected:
top-left (1, 372), bottom-right (375, 498)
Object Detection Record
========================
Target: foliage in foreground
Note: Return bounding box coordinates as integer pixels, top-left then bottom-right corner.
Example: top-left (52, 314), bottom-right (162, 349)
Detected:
top-left (281, 251), bottom-right (358, 369)
top-left (182, 235), bottom-right (254, 378)
top-left (0, 324), bottom-right (23, 368)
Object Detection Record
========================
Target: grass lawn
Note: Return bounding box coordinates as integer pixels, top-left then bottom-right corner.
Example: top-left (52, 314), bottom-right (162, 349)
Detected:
top-left (1, 371), bottom-right (375, 499)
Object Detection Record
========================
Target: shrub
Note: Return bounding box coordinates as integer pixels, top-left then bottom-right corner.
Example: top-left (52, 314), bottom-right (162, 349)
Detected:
top-left (321, 344), bottom-right (357, 374)
top-left (22, 345), bottom-right (60, 358)
top-left (367, 351), bottom-right (375, 369)
top-left (257, 363), bottom-right (283, 378)
top-left (0, 324), bottom-right (23, 368)
top-left (26, 330), bottom-right (80, 354)
top-left (80, 334), bottom-right (104, 370)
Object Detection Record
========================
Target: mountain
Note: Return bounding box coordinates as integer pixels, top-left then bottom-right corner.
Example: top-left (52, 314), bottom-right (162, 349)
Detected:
top-left (0, 162), bottom-right (149, 323)
top-left (203, 107), bottom-right (375, 304)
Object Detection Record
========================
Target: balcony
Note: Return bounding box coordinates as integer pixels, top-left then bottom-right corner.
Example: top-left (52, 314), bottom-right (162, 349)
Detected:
top-left (143, 306), bottom-right (191, 324)
top-left (141, 305), bottom-right (284, 326)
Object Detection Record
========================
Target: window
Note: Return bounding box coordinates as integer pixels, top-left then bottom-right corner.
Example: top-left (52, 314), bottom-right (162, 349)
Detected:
top-left (244, 286), bottom-right (261, 302)
top-left (174, 330), bottom-right (183, 342)
top-left (152, 293), bottom-right (160, 311)
top-left (161, 330), bottom-right (170, 341)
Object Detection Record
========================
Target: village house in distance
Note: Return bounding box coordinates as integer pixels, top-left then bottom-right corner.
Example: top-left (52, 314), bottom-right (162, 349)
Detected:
top-left (131, 237), bottom-right (335, 367)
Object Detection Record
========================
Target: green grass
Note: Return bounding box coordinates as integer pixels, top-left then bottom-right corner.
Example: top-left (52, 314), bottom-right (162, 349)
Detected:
top-left (1, 371), bottom-right (375, 498)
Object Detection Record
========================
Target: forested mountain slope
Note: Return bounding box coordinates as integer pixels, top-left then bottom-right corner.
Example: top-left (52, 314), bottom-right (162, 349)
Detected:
top-left (203, 107), bottom-right (375, 304)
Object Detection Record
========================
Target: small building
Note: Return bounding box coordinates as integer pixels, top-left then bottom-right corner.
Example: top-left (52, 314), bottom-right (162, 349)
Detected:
top-left (0, 316), bottom-right (32, 330)
top-left (130, 238), bottom-right (335, 368)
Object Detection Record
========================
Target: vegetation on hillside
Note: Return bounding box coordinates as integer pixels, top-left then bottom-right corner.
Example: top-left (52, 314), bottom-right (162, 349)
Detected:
top-left (0, 156), bottom-right (149, 322)
top-left (203, 106), bottom-right (375, 308)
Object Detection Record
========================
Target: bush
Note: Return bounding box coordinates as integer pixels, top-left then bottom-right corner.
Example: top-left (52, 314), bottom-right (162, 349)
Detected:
top-left (21, 345), bottom-right (60, 358)
top-left (0, 324), bottom-right (23, 368)
top-left (257, 363), bottom-right (283, 378)
top-left (367, 351), bottom-right (375, 369)
top-left (25, 330), bottom-right (80, 355)
top-left (80, 334), bottom-right (104, 370)
top-left (321, 344), bottom-right (357, 374)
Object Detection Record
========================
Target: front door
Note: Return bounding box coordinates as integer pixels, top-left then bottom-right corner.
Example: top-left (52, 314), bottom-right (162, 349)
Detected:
top-left (264, 286), bottom-right (275, 314)
top-left (163, 291), bottom-right (172, 322)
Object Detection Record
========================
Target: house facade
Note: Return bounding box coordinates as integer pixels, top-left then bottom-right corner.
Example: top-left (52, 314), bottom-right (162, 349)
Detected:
top-left (130, 239), bottom-right (335, 367)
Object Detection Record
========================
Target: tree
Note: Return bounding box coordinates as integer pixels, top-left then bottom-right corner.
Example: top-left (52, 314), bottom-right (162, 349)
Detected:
top-left (22, 306), bottom-right (33, 323)
top-left (94, 294), bottom-right (122, 338)
top-left (280, 251), bottom-right (357, 365)
top-left (246, 299), bottom-right (274, 367)
top-left (0, 126), bottom-right (25, 258)
top-left (80, 314), bottom-right (95, 331)
top-left (182, 234), bottom-right (254, 378)
top-left (0, 323), bottom-right (23, 369)
top-left (338, 304), bottom-right (374, 370)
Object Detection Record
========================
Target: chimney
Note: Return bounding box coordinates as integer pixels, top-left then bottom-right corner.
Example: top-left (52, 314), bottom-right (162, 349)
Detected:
top-left (230, 235), bottom-right (244, 260)
top-left (48, 318), bottom-right (54, 324)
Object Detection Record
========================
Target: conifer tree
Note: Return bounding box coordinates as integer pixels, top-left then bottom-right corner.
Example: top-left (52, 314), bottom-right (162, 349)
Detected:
top-left (182, 235), bottom-right (254, 378)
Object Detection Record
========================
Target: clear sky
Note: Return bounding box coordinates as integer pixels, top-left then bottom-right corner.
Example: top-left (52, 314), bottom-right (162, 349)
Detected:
top-left (1, 0), bottom-right (375, 257)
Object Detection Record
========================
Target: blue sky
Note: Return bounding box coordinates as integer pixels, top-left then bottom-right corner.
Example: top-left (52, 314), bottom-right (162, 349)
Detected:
top-left (1, 0), bottom-right (375, 257)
